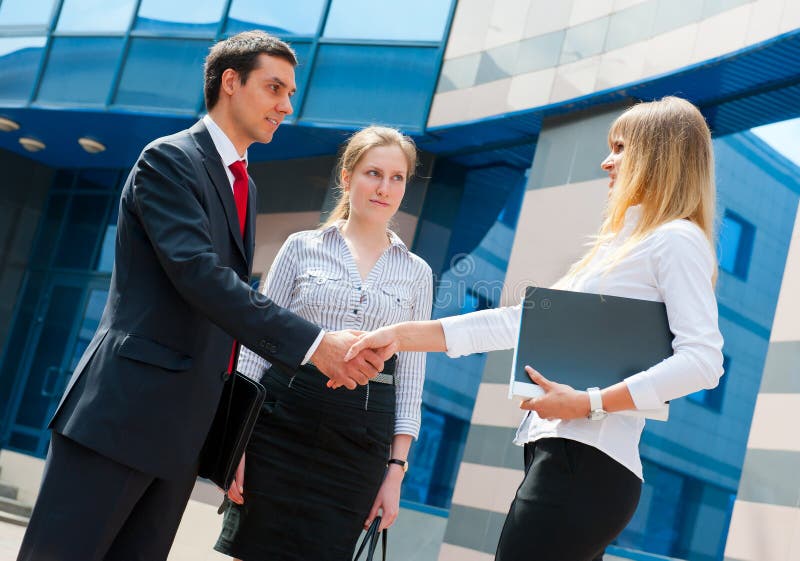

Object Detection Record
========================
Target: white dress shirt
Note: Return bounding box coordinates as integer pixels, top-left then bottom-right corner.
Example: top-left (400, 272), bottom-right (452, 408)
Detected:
top-left (202, 114), bottom-right (324, 364)
top-left (238, 222), bottom-right (434, 438)
top-left (440, 206), bottom-right (725, 479)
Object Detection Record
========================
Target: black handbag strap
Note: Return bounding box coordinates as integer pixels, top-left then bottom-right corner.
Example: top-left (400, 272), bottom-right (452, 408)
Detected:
top-left (353, 516), bottom-right (387, 561)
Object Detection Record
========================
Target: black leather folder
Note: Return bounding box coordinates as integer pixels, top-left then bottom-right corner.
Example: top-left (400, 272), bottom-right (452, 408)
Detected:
top-left (198, 370), bottom-right (266, 490)
top-left (510, 286), bottom-right (674, 421)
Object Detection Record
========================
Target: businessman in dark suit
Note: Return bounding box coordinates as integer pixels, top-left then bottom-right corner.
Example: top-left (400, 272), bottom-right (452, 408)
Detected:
top-left (17, 31), bottom-right (391, 561)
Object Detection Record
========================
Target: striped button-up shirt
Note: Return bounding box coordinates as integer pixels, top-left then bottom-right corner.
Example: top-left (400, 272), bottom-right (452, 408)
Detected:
top-left (238, 221), bottom-right (433, 438)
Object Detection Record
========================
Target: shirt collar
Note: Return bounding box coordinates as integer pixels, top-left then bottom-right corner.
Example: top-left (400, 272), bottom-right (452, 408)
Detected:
top-left (202, 114), bottom-right (248, 169)
top-left (622, 205), bottom-right (642, 229)
top-left (322, 219), bottom-right (409, 252)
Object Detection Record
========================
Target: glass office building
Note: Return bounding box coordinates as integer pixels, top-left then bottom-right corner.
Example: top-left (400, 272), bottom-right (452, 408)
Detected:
top-left (1, 2), bottom-right (799, 560)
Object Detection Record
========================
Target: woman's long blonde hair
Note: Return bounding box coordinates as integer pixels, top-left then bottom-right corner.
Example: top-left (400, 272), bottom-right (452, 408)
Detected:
top-left (321, 126), bottom-right (417, 228)
top-left (558, 96), bottom-right (717, 285)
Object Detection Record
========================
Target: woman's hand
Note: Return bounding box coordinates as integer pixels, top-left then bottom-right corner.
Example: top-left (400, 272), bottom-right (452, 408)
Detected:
top-left (327, 327), bottom-right (399, 389)
top-left (227, 452), bottom-right (246, 504)
top-left (344, 326), bottom-right (398, 362)
top-left (364, 467), bottom-right (404, 531)
top-left (519, 366), bottom-right (591, 420)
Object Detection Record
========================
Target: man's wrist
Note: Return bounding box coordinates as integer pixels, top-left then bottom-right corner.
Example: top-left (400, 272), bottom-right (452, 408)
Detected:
top-left (303, 329), bottom-right (326, 365)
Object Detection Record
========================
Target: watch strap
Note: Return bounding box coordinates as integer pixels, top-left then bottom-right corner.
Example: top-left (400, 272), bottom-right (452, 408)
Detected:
top-left (587, 387), bottom-right (603, 412)
top-left (387, 458), bottom-right (407, 472)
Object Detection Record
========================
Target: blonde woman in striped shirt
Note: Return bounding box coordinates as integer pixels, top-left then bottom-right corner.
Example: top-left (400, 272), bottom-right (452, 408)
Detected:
top-left (215, 126), bottom-right (433, 561)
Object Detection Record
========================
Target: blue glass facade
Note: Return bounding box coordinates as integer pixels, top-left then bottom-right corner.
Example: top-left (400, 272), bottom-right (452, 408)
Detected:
top-left (0, 0), bottom-right (454, 132)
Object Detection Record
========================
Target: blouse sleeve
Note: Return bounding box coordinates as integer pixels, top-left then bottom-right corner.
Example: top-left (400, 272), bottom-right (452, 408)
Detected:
top-left (237, 235), bottom-right (299, 381)
top-left (439, 304), bottom-right (522, 358)
top-left (624, 225), bottom-right (725, 409)
top-left (393, 262), bottom-right (434, 438)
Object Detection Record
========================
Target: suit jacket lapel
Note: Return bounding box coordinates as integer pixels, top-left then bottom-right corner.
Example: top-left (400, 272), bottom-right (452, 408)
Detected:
top-left (190, 121), bottom-right (247, 262)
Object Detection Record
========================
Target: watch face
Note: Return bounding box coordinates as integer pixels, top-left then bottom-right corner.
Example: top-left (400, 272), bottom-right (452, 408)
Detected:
top-left (589, 410), bottom-right (608, 421)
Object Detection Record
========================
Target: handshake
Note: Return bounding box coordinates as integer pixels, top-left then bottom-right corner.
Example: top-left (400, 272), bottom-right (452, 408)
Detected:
top-left (309, 327), bottom-right (399, 390)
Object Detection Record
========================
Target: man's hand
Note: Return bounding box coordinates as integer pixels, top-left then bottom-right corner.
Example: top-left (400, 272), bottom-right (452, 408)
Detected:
top-left (325, 327), bottom-right (399, 389)
top-left (227, 452), bottom-right (245, 505)
top-left (312, 331), bottom-right (395, 390)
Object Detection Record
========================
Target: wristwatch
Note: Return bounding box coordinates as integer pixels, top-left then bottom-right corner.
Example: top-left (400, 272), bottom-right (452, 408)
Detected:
top-left (587, 387), bottom-right (608, 421)
top-left (387, 458), bottom-right (408, 473)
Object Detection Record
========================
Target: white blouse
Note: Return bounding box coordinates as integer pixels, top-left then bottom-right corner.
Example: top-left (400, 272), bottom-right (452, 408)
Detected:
top-left (439, 206), bottom-right (725, 479)
top-left (238, 222), bottom-right (433, 438)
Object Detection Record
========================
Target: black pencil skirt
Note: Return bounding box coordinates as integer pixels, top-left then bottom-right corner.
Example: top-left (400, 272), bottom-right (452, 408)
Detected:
top-left (495, 438), bottom-right (641, 561)
top-left (215, 362), bottom-right (395, 561)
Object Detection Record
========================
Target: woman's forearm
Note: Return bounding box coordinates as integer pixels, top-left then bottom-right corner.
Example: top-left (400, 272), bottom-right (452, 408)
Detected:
top-left (393, 320), bottom-right (447, 353)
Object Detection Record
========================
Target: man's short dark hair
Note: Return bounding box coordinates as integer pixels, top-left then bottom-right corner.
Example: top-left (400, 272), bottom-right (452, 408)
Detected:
top-left (204, 31), bottom-right (298, 111)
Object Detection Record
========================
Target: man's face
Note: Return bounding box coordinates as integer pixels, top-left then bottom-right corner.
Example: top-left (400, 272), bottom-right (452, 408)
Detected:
top-left (229, 53), bottom-right (297, 146)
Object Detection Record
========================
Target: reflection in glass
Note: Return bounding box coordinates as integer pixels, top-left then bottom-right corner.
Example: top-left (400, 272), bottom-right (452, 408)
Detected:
top-left (0, 37), bottom-right (46, 101)
top-left (135, 0), bottom-right (225, 36)
top-left (16, 284), bottom-right (82, 427)
top-left (0, 0), bottom-right (57, 27)
top-left (96, 226), bottom-right (117, 273)
top-left (56, 0), bottom-right (136, 32)
top-left (69, 289), bottom-right (109, 370)
top-left (324, 0), bottom-right (452, 41)
top-left (37, 38), bottom-right (125, 105)
top-left (54, 194), bottom-right (110, 270)
top-left (302, 45), bottom-right (439, 128)
top-left (114, 38), bottom-right (211, 111)
top-left (226, 0), bottom-right (325, 35)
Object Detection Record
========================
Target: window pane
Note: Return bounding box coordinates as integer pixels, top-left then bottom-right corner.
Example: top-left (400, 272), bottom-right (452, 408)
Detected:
top-left (718, 215), bottom-right (743, 273)
top-left (302, 45), bottom-right (439, 129)
top-left (56, 0), bottom-right (136, 32)
top-left (30, 193), bottom-right (68, 268)
top-left (718, 211), bottom-right (755, 279)
top-left (114, 38), bottom-right (211, 111)
top-left (323, 0), bottom-right (451, 41)
top-left (135, 0), bottom-right (225, 36)
top-left (36, 37), bottom-right (125, 105)
top-left (0, 37), bottom-right (46, 101)
top-left (226, 0), bottom-right (325, 35)
top-left (54, 194), bottom-right (110, 269)
top-left (0, 0), bottom-right (57, 27)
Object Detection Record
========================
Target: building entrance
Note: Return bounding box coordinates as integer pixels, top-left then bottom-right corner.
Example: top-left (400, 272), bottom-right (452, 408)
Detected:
top-left (1, 274), bottom-right (108, 457)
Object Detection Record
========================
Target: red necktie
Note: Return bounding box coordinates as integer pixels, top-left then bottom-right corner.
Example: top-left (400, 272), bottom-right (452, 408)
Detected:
top-left (229, 160), bottom-right (248, 237)
top-left (227, 160), bottom-right (249, 374)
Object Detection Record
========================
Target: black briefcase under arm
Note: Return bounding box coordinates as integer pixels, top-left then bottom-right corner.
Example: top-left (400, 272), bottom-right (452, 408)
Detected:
top-left (198, 370), bottom-right (266, 491)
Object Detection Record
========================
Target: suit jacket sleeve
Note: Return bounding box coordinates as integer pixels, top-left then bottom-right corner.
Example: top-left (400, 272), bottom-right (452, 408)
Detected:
top-left (129, 139), bottom-right (321, 369)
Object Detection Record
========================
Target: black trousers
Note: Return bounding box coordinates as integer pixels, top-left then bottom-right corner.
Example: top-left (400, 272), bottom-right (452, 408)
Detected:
top-left (17, 432), bottom-right (197, 561)
top-left (495, 438), bottom-right (641, 561)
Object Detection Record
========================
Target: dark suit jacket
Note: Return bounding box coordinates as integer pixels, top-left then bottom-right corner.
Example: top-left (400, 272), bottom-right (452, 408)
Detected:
top-left (51, 120), bottom-right (320, 480)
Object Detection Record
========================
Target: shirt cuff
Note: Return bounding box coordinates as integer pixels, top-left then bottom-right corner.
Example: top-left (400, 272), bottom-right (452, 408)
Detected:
top-left (624, 371), bottom-right (665, 411)
top-left (394, 418), bottom-right (421, 440)
top-left (302, 329), bottom-right (325, 365)
top-left (439, 315), bottom-right (471, 358)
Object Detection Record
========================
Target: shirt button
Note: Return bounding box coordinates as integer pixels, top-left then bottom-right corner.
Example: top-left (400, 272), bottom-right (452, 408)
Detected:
top-left (353, 309), bottom-right (358, 314)
top-left (220, 370), bottom-right (229, 381)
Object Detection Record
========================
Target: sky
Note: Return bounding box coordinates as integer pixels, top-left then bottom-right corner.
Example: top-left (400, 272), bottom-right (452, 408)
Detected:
top-left (751, 117), bottom-right (800, 167)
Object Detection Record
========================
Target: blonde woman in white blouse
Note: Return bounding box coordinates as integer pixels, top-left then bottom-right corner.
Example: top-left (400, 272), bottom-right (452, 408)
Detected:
top-left (215, 126), bottom-right (433, 561)
top-left (345, 97), bottom-right (724, 561)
